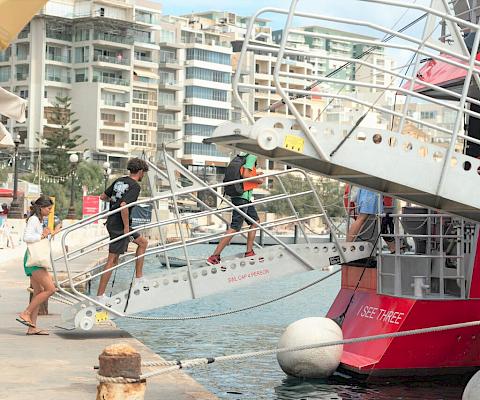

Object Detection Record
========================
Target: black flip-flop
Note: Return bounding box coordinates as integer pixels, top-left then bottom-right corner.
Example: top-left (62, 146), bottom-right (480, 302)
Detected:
top-left (16, 316), bottom-right (36, 328)
top-left (26, 330), bottom-right (49, 336)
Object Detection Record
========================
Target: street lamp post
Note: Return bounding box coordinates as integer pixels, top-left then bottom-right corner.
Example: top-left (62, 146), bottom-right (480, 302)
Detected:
top-left (103, 161), bottom-right (111, 191)
top-left (8, 138), bottom-right (23, 219)
top-left (66, 153), bottom-right (79, 219)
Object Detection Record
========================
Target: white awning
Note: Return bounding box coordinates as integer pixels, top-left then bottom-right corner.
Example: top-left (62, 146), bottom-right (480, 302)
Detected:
top-left (0, 87), bottom-right (27, 122)
top-left (0, 123), bottom-right (14, 148)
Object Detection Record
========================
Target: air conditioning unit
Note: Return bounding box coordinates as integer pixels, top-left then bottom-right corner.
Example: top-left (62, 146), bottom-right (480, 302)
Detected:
top-left (183, 115), bottom-right (189, 121)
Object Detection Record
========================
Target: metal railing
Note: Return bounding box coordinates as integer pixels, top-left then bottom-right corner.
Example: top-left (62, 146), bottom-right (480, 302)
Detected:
top-left (377, 211), bottom-right (476, 299)
top-left (93, 54), bottom-right (130, 65)
top-left (51, 151), bottom-right (344, 316)
top-left (232, 0), bottom-right (480, 192)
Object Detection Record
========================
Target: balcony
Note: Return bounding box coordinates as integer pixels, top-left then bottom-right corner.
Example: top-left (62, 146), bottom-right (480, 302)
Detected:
top-left (100, 120), bottom-right (129, 131)
top-left (158, 101), bottom-right (182, 112)
top-left (99, 139), bottom-right (129, 153)
top-left (93, 75), bottom-right (130, 86)
top-left (101, 99), bottom-right (129, 109)
top-left (134, 55), bottom-right (152, 63)
top-left (158, 132), bottom-right (181, 149)
top-left (157, 117), bottom-right (181, 131)
top-left (133, 76), bottom-right (158, 88)
top-left (158, 80), bottom-right (182, 91)
top-left (46, 31), bottom-right (72, 42)
top-left (45, 75), bottom-right (72, 84)
top-left (93, 54), bottom-right (130, 66)
top-left (93, 32), bottom-right (133, 46)
top-left (46, 54), bottom-right (71, 63)
top-left (158, 58), bottom-right (182, 70)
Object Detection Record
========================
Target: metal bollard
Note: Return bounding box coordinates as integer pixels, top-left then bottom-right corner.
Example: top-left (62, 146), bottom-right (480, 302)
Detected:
top-left (96, 343), bottom-right (146, 400)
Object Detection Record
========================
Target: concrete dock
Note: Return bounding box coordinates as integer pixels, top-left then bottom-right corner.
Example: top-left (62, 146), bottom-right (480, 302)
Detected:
top-left (0, 245), bottom-right (217, 400)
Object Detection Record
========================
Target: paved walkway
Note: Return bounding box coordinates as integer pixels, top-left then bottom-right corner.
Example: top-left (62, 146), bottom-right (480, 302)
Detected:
top-left (0, 245), bottom-right (217, 400)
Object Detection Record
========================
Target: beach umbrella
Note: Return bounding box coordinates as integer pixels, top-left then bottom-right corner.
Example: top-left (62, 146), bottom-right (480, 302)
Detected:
top-left (0, 0), bottom-right (48, 49)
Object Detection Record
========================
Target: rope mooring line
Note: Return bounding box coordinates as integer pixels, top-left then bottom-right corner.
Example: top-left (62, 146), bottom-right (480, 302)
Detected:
top-left (131, 317), bottom-right (480, 380)
top-left (122, 268), bottom-right (341, 321)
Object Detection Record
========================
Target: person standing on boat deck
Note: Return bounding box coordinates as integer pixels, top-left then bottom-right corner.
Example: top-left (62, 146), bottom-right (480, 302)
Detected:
top-left (96, 158), bottom-right (149, 301)
top-left (207, 153), bottom-right (264, 265)
top-left (347, 188), bottom-right (382, 243)
top-left (17, 196), bottom-right (59, 335)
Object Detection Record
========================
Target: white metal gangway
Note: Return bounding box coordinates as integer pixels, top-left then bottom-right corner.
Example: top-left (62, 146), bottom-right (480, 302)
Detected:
top-left (206, 0), bottom-right (480, 221)
top-left (52, 153), bottom-right (372, 330)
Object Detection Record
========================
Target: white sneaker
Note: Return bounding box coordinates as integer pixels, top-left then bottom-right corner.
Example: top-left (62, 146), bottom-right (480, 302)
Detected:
top-left (134, 277), bottom-right (150, 291)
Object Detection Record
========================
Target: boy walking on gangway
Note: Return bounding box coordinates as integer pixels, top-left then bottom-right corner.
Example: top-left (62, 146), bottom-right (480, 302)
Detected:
top-left (207, 153), bottom-right (264, 265)
top-left (96, 158), bottom-right (149, 301)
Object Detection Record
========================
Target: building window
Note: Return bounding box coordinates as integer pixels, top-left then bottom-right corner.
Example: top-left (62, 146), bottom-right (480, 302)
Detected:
top-left (0, 66), bottom-right (11, 82)
top-left (74, 28), bottom-right (90, 42)
top-left (18, 89), bottom-right (28, 99)
top-left (185, 67), bottom-right (231, 84)
top-left (75, 46), bottom-right (89, 63)
top-left (101, 113), bottom-right (115, 122)
top-left (133, 90), bottom-right (148, 104)
top-left (185, 86), bottom-right (227, 102)
top-left (132, 128), bottom-right (148, 146)
top-left (133, 29), bottom-right (151, 44)
top-left (132, 107), bottom-right (147, 125)
top-left (183, 142), bottom-right (227, 157)
top-left (420, 111), bottom-right (437, 119)
top-left (184, 124), bottom-right (216, 136)
top-left (16, 44), bottom-right (29, 61)
top-left (45, 65), bottom-right (71, 83)
top-left (101, 133), bottom-right (115, 146)
top-left (185, 105), bottom-right (229, 120)
top-left (75, 68), bottom-right (88, 82)
top-left (159, 50), bottom-right (176, 63)
top-left (186, 48), bottom-right (230, 65)
top-left (15, 64), bottom-right (29, 81)
top-left (160, 29), bottom-right (175, 43)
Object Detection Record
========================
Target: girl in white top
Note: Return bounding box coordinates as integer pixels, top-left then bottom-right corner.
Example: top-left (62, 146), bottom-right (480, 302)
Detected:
top-left (17, 196), bottom-right (59, 335)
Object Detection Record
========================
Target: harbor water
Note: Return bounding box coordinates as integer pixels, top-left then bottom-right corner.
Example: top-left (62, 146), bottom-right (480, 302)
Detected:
top-left (112, 244), bottom-right (465, 399)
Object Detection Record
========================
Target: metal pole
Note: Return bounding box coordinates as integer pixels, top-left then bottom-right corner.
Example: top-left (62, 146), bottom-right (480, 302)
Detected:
top-left (66, 167), bottom-right (76, 219)
top-left (8, 138), bottom-right (23, 218)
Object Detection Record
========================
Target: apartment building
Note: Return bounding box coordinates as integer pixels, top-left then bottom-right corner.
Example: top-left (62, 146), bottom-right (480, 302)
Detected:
top-left (0, 0), bottom-right (161, 171)
top-left (174, 16), bottom-right (233, 181)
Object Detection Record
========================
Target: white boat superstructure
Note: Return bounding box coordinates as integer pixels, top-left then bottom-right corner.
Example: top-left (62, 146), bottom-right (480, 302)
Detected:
top-left (206, 0), bottom-right (480, 221)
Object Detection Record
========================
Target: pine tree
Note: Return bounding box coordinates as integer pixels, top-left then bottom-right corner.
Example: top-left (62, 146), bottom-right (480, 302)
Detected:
top-left (41, 95), bottom-right (85, 176)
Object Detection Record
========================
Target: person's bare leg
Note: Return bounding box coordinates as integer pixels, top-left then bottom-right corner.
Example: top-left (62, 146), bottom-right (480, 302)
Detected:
top-left (133, 236), bottom-right (148, 278)
top-left (26, 277), bottom-right (43, 334)
top-left (18, 269), bottom-right (56, 326)
top-left (96, 252), bottom-right (119, 296)
top-left (212, 228), bottom-right (237, 256)
top-left (246, 222), bottom-right (259, 253)
top-left (347, 214), bottom-right (369, 242)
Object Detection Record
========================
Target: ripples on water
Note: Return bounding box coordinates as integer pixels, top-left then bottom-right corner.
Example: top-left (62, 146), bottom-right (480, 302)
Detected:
top-left (114, 245), bottom-right (465, 399)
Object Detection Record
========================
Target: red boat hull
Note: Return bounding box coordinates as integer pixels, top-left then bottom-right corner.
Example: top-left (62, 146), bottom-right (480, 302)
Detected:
top-left (327, 265), bottom-right (480, 378)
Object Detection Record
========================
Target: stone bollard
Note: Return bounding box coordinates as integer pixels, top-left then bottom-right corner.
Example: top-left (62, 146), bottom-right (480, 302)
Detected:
top-left (97, 343), bottom-right (146, 400)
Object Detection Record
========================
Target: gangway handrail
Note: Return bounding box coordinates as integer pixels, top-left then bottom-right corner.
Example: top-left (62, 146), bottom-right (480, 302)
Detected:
top-left (63, 189), bottom-right (316, 264)
top-left (57, 214), bottom-right (312, 285)
top-left (68, 214), bottom-right (326, 315)
top-left (56, 155), bottom-right (346, 314)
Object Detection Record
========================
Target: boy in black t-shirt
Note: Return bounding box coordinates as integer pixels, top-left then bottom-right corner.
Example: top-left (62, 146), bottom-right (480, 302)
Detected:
top-left (96, 158), bottom-right (149, 301)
